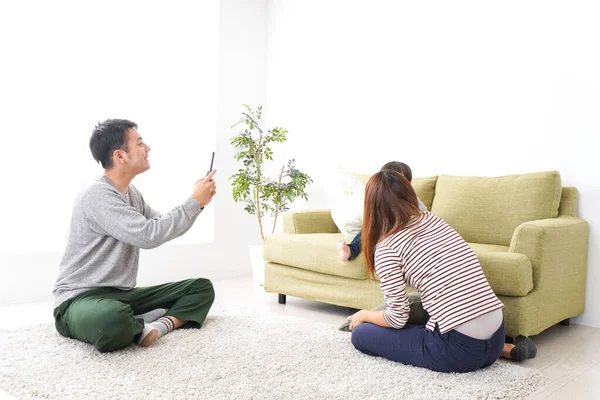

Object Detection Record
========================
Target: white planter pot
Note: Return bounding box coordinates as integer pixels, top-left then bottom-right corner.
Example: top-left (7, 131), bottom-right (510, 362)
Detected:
top-left (248, 244), bottom-right (265, 286)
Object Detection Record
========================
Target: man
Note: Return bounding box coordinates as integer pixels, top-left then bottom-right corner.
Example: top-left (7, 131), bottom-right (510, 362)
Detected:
top-left (53, 119), bottom-right (216, 352)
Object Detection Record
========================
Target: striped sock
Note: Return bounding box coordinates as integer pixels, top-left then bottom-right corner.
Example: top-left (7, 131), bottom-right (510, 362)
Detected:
top-left (150, 316), bottom-right (176, 338)
top-left (136, 324), bottom-right (159, 346)
top-left (133, 308), bottom-right (167, 324)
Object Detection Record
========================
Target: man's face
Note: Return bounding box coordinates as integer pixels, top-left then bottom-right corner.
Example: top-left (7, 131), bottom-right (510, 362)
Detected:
top-left (122, 128), bottom-right (151, 174)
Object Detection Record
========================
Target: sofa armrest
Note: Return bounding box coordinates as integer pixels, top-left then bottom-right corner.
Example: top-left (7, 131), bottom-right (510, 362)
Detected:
top-left (509, 215), bottom-right (588, 299)
top-left (282, 209), bottom-right (340, 234)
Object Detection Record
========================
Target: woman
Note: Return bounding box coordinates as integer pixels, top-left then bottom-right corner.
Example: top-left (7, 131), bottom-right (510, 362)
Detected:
top-left (347, 170), bottom-right (532, 372)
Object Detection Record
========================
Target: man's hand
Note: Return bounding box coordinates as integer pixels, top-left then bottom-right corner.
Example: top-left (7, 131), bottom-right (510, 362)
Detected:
top-left (193, 169), bottom-right (217, 208)
top-left (347, 310), bottom-right (370, 331)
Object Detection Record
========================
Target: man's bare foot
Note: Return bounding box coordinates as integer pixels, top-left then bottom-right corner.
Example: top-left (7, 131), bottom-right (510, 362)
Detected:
top-left (138, 328), bottom-right (159, 347)
top-left (337, 240), bottom-right (351, 262)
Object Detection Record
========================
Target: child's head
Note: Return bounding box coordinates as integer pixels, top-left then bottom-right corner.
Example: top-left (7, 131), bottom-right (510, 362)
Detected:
top-left (380, 161), bottom-right (412, 182)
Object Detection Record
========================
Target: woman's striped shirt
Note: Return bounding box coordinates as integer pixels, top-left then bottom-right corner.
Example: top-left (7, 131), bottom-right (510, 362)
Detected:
top-left (375, 211), bottom-right (504, 334)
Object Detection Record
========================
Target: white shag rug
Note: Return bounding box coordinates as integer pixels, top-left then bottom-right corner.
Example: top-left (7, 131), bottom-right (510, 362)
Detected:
top-left (0, 305), bottom-right (544, 400)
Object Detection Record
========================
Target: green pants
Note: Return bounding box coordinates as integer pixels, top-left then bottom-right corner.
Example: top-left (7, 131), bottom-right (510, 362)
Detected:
top-left (54, 278), bottom-right (215, 353)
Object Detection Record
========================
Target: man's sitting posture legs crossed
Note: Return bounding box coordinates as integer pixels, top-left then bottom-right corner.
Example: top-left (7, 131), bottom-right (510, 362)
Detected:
top-left (53, 119), bottom-right (217, 352)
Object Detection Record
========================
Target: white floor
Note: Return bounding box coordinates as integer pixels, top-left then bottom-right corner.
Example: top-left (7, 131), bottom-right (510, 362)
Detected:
top-left (1, 275), bottom-right (599, 399)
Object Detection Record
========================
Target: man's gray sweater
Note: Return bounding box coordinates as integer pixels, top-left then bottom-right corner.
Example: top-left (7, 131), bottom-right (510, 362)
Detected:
top-left (53, 175), bottom-right (202, 307)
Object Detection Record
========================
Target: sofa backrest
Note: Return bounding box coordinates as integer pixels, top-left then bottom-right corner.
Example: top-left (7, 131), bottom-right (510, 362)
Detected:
top-left (355, 174), bottom-right (438, 211)
top-left (411, 176), bottom-right (438, 211)
top-left (431, 171), bottom-right (562, 246)
top-left (559, 187), bottom-right (578, 217)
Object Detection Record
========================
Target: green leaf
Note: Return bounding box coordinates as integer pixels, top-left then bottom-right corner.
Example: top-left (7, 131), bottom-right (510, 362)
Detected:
top-left (230, 104), bottom-right (312, 228)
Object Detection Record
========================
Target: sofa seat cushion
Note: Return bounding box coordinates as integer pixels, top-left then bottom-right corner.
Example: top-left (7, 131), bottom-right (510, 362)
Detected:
top-left (469, 243), bottom-right (534, 297)
top-left (263, 233), bottom-right (368, 280)
top-left (264, 234), bottom-right (534, 296)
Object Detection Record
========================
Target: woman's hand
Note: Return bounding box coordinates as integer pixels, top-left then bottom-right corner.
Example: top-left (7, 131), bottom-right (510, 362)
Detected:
top-left (347, 310), bottom-right (370, 331)
top-left (347, 309), bottom-right (391, 330)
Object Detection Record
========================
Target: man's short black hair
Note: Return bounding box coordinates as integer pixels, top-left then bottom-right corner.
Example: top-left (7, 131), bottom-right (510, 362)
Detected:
top-left (90, 119), bottom-right (137, 169)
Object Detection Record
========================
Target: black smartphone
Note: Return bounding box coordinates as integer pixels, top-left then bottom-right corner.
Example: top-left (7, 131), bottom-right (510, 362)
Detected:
top-left (209, 151), bottom-right (215, 172)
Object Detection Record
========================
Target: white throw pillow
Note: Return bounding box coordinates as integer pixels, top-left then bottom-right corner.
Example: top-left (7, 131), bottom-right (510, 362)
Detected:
top-left (328, 166), bottom-right (365, 243)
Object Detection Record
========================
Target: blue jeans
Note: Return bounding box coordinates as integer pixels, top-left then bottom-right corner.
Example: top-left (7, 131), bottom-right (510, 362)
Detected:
top-left (348, 232), bottom-right (362, 260)
top-left (351, 321), bottom-right (505, 373)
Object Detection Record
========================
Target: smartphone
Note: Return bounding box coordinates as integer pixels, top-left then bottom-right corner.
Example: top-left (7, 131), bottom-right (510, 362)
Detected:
top-left (209, 151), bottom-right (215, 172)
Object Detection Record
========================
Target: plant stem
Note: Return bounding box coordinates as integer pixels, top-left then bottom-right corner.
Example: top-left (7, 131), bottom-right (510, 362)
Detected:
top-left (255, 129), bottom-right (265, 241)
top-left (272, 164), bottom-right (285, 234)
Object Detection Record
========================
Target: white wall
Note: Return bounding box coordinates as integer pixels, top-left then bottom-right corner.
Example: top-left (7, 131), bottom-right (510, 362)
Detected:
top-left (0, 1), bottom-right (219, 254)
top-left (265, 1), bottom-right (600, 327)
top-left (0, 0), bottom-right (267, 305)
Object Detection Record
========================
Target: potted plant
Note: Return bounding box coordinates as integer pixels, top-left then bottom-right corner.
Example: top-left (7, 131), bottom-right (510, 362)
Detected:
top-left (230, 105), bottom-right (312, 285)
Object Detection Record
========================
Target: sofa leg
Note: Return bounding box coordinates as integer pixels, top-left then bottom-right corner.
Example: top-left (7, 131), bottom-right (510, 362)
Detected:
top-left (559, 318), bottom-right (570, 326)
top-left (278, 294), bottom-right (286, 304)
top-left (506, 336), bottom-right (530, 345)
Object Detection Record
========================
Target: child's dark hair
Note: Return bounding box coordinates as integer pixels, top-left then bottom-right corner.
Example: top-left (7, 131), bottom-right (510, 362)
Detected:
top-left (380, 161), bottom-right (413, 182)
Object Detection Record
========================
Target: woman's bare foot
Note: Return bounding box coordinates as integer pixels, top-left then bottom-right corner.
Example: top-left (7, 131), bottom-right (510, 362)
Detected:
top-left (501, 343), bottom-right (515, 359)
top-left (337, 240), bottom-right (351, 262)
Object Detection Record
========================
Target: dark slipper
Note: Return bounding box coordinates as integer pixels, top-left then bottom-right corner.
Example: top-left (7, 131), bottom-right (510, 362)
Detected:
top-left (510, 337), bottom-right (537, 361)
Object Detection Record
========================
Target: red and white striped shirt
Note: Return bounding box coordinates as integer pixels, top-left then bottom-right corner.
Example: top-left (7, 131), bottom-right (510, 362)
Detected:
top-left (375, 211), bottom-right (504, 334)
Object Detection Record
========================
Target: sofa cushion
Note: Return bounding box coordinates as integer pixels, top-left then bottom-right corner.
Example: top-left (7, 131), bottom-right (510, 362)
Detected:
top-left (431, 171), bottom-right (562, 246)
top-left (356, 174), bottom-right (438, 211)
top-left (411, 176), bottom-right (438, 211)
top-left (469, 243), bottom-right (533, 297)
top-left (263, 233), bottom-right (368, 280)
top-left (264, 233), bottom-right (533, 297)
top-left (329, 166), bottom-right (365, 242)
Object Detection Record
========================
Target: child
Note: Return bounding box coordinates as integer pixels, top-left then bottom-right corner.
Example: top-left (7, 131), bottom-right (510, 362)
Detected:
top-left (337, 161), bottom-right (427, 262)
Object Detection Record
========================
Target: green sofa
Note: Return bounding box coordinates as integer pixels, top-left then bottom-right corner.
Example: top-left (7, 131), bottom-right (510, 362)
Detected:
top-left (262, 171), bottom-right (589, 339)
